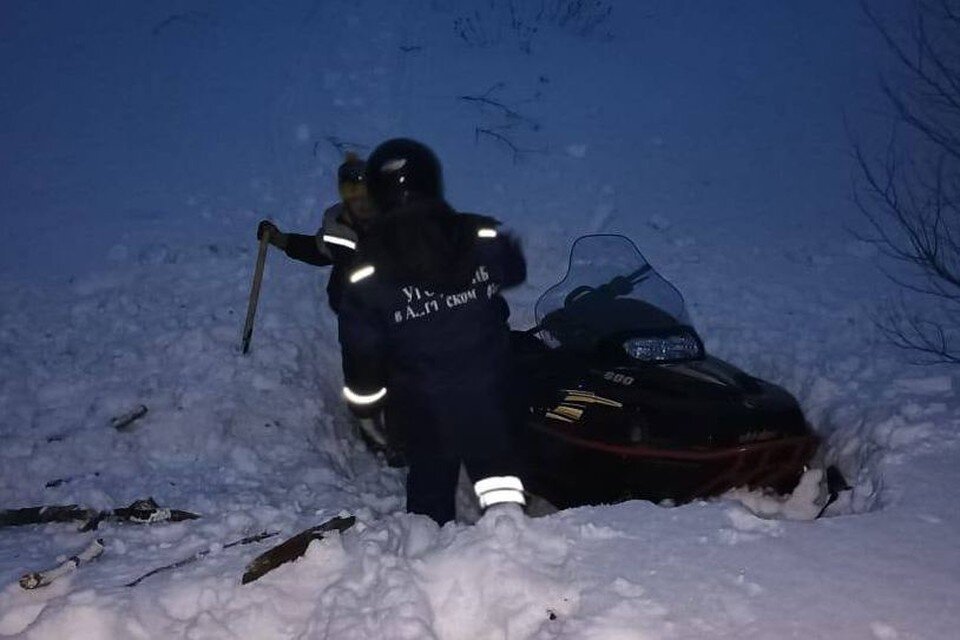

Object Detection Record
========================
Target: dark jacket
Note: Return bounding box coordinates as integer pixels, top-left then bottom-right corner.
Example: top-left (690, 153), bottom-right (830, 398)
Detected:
top-left (283, 203), bottom-right (362, 312)
top-left (337, 199), bottom-right (526, 407)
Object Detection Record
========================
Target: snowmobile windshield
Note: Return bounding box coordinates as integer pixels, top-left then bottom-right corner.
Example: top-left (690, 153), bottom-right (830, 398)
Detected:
top-left (535, 235), bottom-right (699, 359)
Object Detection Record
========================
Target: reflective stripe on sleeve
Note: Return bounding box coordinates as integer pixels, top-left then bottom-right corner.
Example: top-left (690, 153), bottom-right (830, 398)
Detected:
top-left (477, 228), bottom-right (498, 239)
top-left (322, 234), bottom-right (357, 250)
top-left (343, 386), bottom-right (387, 405)
top-left (348, 265), bottom-right (375, 283)
top-left (474, 475), bottom-right (526, 508)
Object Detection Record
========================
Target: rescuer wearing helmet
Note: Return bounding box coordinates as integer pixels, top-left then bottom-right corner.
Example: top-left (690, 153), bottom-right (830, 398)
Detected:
top-left (256, 152), bottom-right (374, 313)
top-left (338, 138), bottom-right (528, 524)
top-left (256, 153), bottom-right (400, 454)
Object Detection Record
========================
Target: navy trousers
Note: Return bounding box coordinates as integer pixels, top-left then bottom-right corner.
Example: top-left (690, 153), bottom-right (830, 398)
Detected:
top-left (389, 378), bottom-right (520, 524)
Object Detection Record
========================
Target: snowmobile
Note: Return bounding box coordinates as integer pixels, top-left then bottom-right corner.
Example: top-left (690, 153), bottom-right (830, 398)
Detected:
top-left (513, 234), bottom-right (820, 509)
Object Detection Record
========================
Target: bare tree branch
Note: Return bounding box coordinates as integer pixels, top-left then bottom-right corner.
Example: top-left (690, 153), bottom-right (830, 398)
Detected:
top-left (458, 83), bottom-right (539, 128)
top-left (856, 0), bottom-right (960, 364)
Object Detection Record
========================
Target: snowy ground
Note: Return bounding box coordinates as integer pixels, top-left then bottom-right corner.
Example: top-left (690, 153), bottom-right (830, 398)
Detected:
top-left (2, 1), bottom-right (959, 638)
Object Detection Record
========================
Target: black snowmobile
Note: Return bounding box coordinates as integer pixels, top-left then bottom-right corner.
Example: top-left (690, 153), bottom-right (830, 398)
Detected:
top-left (513, 234), bottom-right (819, 509)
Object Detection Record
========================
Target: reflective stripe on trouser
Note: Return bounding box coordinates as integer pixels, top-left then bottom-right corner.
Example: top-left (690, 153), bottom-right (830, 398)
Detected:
top-left (343, 386), bottom-right (387, 405)
top-left (390, 379), bottom-right (522, 524)
top-left (474, 475), bottom-right (526, 509)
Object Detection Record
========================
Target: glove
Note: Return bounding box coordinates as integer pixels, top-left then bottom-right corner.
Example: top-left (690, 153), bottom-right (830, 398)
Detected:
top-left (256, 220), bottom-right (288, 250)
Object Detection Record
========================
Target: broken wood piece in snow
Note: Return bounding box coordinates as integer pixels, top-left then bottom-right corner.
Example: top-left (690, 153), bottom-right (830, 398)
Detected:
top-left (19, 538), bottom-right (104, 590)
top-left (79, 497), bottom-right (201, 532)
top-left (111, 497), bottom-right (200, 525)
top-left (241, 515), bottom-right (356, 584)
top-left (1, 498), bottom-right (199, 531)
top-left (0, 505), bottom-right (92, 528)
top-left (111, 404), bottom-right (148, 431)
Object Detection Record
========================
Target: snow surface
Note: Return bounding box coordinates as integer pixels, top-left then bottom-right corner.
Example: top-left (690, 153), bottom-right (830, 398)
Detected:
top-left (2, 0), bottom-right (959, 638)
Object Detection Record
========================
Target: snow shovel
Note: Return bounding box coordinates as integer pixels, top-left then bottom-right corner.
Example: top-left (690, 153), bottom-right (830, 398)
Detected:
top-left (240, 229), bottom-right (271, 354)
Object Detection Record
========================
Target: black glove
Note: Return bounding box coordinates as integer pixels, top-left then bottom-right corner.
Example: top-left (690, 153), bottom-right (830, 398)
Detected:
top-left (256, 220), bottom-right (289, 250)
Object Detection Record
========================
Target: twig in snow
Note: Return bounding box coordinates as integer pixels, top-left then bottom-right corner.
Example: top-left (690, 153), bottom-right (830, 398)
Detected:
top-left (126, 530), bottom-right (278, 587)
top-left (111, 404), bottom-right (148, 431)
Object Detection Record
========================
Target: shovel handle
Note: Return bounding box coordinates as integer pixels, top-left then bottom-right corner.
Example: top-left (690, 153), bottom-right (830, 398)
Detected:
top-left (241, 230), bottom-right (271, 354)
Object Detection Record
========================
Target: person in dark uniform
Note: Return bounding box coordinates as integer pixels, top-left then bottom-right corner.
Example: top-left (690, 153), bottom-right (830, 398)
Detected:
top-left (256, 152), bottom-right (374, 313)
top-left (257, 153), bottom-right (393, 450)
top-left (338, 138), bottom-right (528, 525)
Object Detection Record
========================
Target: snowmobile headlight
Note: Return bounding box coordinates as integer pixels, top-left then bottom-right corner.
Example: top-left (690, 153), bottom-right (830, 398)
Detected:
top-left (623, 332), bottom-right (702, 362)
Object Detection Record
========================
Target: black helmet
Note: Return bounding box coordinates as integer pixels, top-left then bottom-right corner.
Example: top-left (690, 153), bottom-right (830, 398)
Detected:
top-left (365, 138), bottom-right (443, 213)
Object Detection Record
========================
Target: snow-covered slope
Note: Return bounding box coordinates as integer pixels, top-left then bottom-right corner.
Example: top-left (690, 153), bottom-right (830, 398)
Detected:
top-left (1, 1), bottom-right (958, 638)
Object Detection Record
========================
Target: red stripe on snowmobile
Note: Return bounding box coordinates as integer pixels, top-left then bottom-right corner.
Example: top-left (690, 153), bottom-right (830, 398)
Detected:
top-left (531, 422), bottom-right (818, 496)
top-left (530, 422), bottom-right (817, 462)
